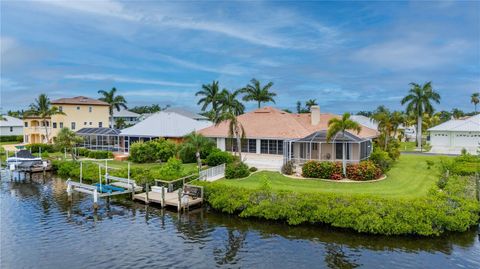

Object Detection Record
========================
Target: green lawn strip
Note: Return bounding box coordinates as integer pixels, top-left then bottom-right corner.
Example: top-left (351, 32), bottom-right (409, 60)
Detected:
top-left (216, 155), bottom-right (444, 198)
top-left (399, 141), bottom-right (416, 152)
top-left (0, 141), bottom-right (20, 146)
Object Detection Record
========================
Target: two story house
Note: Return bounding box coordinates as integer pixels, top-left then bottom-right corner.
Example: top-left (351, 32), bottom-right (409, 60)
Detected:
top-left (23, 96), bottom-right (110, 144)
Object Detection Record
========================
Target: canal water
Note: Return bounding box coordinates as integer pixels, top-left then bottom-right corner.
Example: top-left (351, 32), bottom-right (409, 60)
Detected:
top-left (1, 173), bottom-right (480, 269)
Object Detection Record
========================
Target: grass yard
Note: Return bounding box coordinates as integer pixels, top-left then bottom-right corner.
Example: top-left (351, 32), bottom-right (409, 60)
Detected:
top-left (0, 141), bottom-right (20, 146)
top-left (217, 155), bottom-right (449, 198)
top-left (400, 141), bottom-right (416, 152)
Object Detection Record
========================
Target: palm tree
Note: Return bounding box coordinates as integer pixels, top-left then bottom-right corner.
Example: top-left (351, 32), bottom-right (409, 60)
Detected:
top-left (390, 111), bottom-right (405, 139)
top-left (25, 94), bottom-right (66, 143)
top-left (196, 81), bottom-right (223, 113)
top-left (471, 92), bottom-right (479, 114)
top-left (372, 109), bottom-right (393, 150)
top-left (241, 78), bottom-right (276, 108)
top-left (215, 89), bottom-right (245, 159)
top-left (326, 113), bottom-right (362, 176)
top-left (305, 99), bottom-right (318, 110)
top-left (451, 108), bottom-right (464, 119)
top-left (55, 128), bottom-right (83, 160)
top-left (401, 82), bottom-right (440, 149)
top-left (98, 87), bottom-right (127, 128)
top-left (181, 132), bottom-right (213, 172)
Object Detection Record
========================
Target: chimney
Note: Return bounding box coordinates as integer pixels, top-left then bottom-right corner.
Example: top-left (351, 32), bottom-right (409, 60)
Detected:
top-left (310, 105), bottom-right (320, 125)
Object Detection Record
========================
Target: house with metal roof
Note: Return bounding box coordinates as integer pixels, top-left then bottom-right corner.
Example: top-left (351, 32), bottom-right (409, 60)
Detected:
top-left (428, 114), bottom-right (480, 154)
top-left (0, 115), bottom-right (24, 137)
top-left (111, 108), bottom-right (140, 128)
top-left (119, 108), bottom-right (212, 152)
top-left (198, 106), bottom-right (379, 170)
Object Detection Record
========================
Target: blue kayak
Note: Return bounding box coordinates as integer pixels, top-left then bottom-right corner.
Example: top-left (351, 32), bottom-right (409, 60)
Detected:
top-left (94, 184), bottom-right (125, 193)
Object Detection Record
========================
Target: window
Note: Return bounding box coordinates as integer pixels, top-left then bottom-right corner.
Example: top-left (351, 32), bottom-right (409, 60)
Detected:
top-left (71, 122), bottom-right (76, 130)
top-left (9, 127), bottom-right (13, 132)
top-left (89, 106), bottom-right (92, 112)
top-left (53, 122), bottom-right (57, 129)
top-left (249, 139), bottom-right (256, 153)
top-left (260, 140), bottom-right (283, 155)
top-left (59, 106), bottom-right (63, 112)
top-left (312, 143), bottom-right (318, 150)
top-left (84, 122), bottom-right (87, 125)
top-left (99, 122), bottom-right (103, 128)
top-left (77, 106), bottom-right (80, 110)
top-left (89, 122), bottom-right (92, 125)
top-left (24, 122), bottom-right (28, 127)
top-left (59, 122), bottom-right (63, 128)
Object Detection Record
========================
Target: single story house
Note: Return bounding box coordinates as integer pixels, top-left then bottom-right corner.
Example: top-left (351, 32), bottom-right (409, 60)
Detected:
top-left (198, 106), bottom-right (379, 170)
top-left (118, 108), bottom-right (212, 152)
top-left (111, 108), bottom-right (140, 127)
top-left (428, 114), bottom-right (480, 154)
top-left (0, 115), bottom-right (24, 137)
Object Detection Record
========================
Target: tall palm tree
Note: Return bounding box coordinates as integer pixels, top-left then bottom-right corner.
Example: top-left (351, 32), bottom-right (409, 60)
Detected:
top-left (181, 132), bottom-right (213, 172)
top-left (326, 113), bottom-right (362, 176)
top-left (215, 89), bottom-right (245, 159)
top-left (305, 99), bottom-right (318, 110)
top-left (471, 92), bottom-right (479, 114)
top-left (98, 87), bottom-right (127, 128)
top-left (25, 94), bottom-right (66, 143)
top-left (241, 78), bottom-right (276, 108)
top-left (401, 82), bottom-right (440, 149)
top-left (196, 81), bottom-right (223, 113)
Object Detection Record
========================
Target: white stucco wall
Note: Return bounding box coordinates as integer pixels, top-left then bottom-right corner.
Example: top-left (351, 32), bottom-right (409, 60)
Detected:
top-left (430, 131), bottom-right (480, 154)
top-left (0, 126), bottom-right (23, 136)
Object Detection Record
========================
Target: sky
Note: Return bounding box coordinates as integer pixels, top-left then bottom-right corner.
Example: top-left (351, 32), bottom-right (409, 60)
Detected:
top-left (1, 0), bottom-right (479, 114)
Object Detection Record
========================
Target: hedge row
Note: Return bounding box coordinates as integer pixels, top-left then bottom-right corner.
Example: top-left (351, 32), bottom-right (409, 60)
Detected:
top-left (198, 176), bottom-right (479, 236)
top-left (0, 135), bottom-right (23, 142)
top-left (302, 160), bottom-right (382, 181)
top-left (76, 148), bottom-right (113, 159)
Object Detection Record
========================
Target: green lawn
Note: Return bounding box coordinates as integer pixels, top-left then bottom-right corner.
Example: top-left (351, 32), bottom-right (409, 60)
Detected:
top-left (217, 155), bottom-right (448, 198)
top-left (0, 141), bottom-right (20, 146)
top-left (400, 141), bottom-right (416, 152)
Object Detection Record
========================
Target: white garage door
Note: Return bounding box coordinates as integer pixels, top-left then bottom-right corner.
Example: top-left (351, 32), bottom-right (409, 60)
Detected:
top-left (454, 132), bottom-right (480, 147)
top-left (431, 132), bottom-right (450, 147)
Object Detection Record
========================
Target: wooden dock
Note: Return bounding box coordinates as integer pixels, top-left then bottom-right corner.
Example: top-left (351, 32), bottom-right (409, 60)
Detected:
top-left (133, 184), bottom-right (203, 211)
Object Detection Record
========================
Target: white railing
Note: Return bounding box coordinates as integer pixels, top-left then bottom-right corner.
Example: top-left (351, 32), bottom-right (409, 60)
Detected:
top-left (199, 163), bottom-right (225, 182)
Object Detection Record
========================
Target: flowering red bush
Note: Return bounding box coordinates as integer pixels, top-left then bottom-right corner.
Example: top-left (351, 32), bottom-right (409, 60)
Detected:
top-left (346, 161), bottom-right (382, 181)
top-left (302, 161), bottom-right (344, 179)
top-left (330, 173), bottom-right (343, 180)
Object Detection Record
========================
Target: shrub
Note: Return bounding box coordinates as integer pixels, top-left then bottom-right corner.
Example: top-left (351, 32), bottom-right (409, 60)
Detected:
top-left (281, 160), bottom-right (294, 175)
top-left (157, 157), bottom-right (184, 180)
top-left (249, 167), bottom-right (258, 172)
top-left (225, 161), bottom-right (250, 179)
top-left (77, 148), bottom-right (91, 157)
top-left (199, 175), bottom-right (479, 236)
top-left (206, 150), bottom-right (234, 166)
top-left (461, 148), bottom-right (468, 155)
top-left (369, 148), bottom-right (394, 173)
top-left (302, 161), bottom-right (342, 179)
top-left (426, 160), bottom-right (434, 169)
top-left (26, 143), bottom-right (55, 153)
top-left (151, 138), bottom-right (177, 162)
top-left (0, 135), bottom-right (23, 142)
top-left (178, 142), bottom-right (216, 163)
top-left (129, 138), bottom-right (176, 163)
top-left (346, 161), bottom-right (382, 181)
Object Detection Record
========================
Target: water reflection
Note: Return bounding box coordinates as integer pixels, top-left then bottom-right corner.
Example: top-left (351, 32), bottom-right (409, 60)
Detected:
top-left (1, 174), bottom-right (479, 269)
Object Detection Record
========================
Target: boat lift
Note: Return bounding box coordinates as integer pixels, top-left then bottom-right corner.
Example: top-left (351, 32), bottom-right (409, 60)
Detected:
top-left (66, 161), bottom-right (142, 209)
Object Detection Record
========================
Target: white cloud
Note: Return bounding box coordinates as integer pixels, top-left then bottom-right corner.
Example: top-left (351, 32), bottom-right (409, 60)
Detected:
top-left (155, 53), bottom-right (247, 75)
top-left (36, 0), bottom-right (340, 50)
top-left (64, 74), bottom-right (197, 87)
top-left (353, 39), bottom-right (470, 70)
top-left (123, 89), bottom-right (193, 97)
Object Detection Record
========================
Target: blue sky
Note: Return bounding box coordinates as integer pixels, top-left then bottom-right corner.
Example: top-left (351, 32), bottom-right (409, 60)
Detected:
top-left (1, 0), bottom-right (479, 114)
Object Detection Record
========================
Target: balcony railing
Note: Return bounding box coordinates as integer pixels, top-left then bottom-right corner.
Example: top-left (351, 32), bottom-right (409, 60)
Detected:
top-left (25, 126), bottom-right (52, 133)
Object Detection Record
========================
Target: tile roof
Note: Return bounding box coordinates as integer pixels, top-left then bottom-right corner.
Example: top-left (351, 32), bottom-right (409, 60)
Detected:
top-left (428, 114), bottom-right (480, 132)
top-left (198, 107), bottom-right (379, 140)
top-left (51, 96), bottom-right (109, 106)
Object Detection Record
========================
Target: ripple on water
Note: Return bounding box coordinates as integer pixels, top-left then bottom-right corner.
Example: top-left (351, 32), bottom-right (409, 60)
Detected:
top-left (1, 176), bottom-right (480, 269)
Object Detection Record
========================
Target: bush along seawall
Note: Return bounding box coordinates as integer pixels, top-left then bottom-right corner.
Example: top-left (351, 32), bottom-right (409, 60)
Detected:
top-left (196, 154), bottom-right (480, 236)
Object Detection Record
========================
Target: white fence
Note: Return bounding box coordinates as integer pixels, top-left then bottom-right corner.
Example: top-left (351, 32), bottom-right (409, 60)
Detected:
top-left (199, 163), bottom-right (225, 182)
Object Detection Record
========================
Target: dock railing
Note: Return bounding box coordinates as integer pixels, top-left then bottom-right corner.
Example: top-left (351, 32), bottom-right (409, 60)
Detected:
top-left (199, 163), bottom-right (225, 182)
top-left (155, 174), bottom-right (197, 192)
